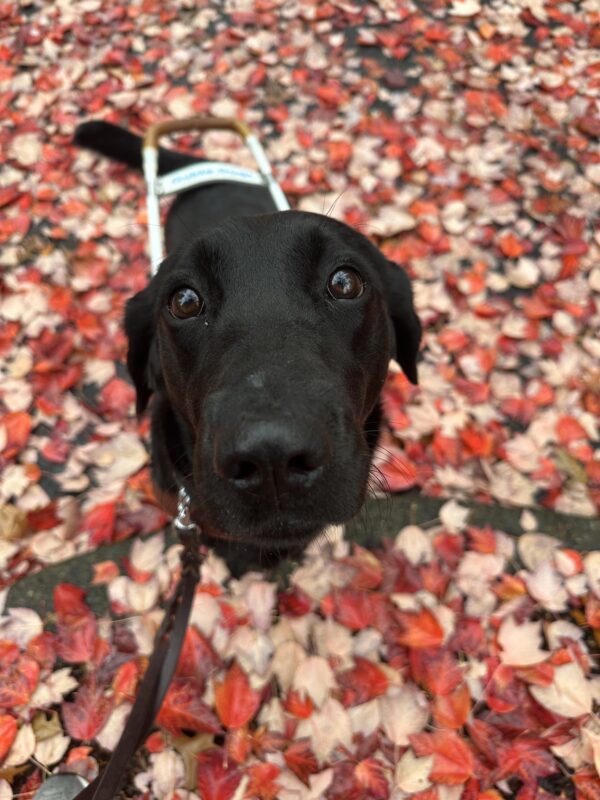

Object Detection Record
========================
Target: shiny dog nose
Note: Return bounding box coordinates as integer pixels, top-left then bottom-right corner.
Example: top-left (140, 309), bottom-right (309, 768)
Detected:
top-left (215, 420), bottom-right (328, 495)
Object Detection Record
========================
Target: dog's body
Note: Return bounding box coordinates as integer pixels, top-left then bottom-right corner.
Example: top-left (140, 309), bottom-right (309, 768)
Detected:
top-left (75, 121), bottom-right (421, 575)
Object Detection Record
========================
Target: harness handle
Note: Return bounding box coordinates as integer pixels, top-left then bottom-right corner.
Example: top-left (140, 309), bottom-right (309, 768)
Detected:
top-left (142, 115), bottom-right (290, 273)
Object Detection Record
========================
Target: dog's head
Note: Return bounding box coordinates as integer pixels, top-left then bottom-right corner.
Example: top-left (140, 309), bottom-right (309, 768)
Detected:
top-left (125, 211), bottom-right (420, 555)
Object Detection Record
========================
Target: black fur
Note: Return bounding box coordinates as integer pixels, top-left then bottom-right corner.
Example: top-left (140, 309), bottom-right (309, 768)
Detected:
top-left (75, 120), bottom-right (421, 575)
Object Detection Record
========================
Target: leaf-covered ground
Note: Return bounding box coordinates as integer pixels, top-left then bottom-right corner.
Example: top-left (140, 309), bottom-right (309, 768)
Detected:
top-left (0, 0), bottom-right (599, 797)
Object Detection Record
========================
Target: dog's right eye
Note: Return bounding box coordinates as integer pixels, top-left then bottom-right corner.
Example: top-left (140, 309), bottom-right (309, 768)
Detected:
top-left (168, 287), bottom-right (205, 319)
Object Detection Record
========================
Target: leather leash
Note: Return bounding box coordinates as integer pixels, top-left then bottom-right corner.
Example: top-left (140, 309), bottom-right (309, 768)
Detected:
top-left (72, 488), bottom-right (202, 800)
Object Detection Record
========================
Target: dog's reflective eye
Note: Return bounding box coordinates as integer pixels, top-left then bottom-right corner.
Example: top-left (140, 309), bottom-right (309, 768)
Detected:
top-left (327, 268), bottom-right (365, 300)
top-left (168, 287), bottom-right (205, 319)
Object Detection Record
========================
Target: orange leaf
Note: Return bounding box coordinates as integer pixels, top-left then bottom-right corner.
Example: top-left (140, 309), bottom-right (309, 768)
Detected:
top-left (284, 739), bottom-right (319, 784)
top-left (378, 450), bottom-right (418, 491)
top-left (410, 730), bottom-right (475, 784)
top-left (246, 762), bottom-right (280, 800)
top-left (556, 416), bottom-right (587, 445)
top-left (112, 660), bottom-right (139, 704)
top-left (282, 689), bottom-right (314, 719)
top-left (157, 677), bottom-right (220, 736)
top-left (432, 683), bottom-right (471, 729)
top-left (410, 648), bottom-right (463, 695)
top-left (498, 232), bottom-right (524, 258)
top-left (0, 411), bottom-right (32, 458)
top-left (338, 657), bottom-right (389, 706)
top-left (0, 715), bottom-right (17, 761)
top-left (197, 748), bottom-right (242, 800)
top-left (395, 607), bottom-right (445, 649)
top-left (354, 758), bottom-right (389, 799)
top-left (214, 663), bottom-right (260, 729)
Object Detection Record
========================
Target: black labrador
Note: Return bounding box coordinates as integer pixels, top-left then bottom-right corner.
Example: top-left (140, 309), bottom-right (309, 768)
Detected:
top-left (74, 121), bottom-right (421, 575)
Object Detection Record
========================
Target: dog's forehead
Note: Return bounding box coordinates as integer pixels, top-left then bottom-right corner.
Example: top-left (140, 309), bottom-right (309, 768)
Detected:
top-left (193, 211), bottom-right (372, 285)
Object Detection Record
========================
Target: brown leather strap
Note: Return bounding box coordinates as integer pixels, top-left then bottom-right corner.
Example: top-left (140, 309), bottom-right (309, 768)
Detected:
top-left (74, 528), bottom-right (202, 800)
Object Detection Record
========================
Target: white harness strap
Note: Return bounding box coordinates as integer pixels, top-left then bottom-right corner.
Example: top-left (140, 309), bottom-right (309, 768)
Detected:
top-left (142, 118), bottom-right (290, 275)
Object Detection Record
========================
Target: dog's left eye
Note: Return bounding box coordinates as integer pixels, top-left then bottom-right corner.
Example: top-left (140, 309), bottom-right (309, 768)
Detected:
top-left (168, 287), bottom-right (205, 319)
top-left (327, 268), bottom-right (365, 300)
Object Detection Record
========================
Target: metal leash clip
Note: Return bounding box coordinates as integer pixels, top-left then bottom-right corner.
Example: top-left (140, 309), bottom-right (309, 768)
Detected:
top-left (174, 486), bottom-right (195, 532)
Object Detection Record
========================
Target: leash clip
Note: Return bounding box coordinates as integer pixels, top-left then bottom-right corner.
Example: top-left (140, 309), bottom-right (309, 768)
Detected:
top-left (174, 486), bottom-right (196, 532)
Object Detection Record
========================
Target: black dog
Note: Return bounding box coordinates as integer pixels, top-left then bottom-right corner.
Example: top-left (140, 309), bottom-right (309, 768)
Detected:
top-left (75, 121), bottom-right (421, 575)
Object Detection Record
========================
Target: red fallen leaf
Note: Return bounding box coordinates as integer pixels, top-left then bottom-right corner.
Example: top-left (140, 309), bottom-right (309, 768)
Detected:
top-left (493, 574), bottom-right (528, 601)
top-left (284, 739), bottom-right (319, 784)
top-left (485, 663), bottom-right (524, 714)
top-left (498, 232), bottom-right (525, 258)
top-left (246, 762), bottom-right (280, 800)
top-left (176, 626), bottom-right (222, 684)
top-left (573, 768), bottom-right (600, 800)
top-left (281, 689), bottom-right (314, 719)
top-left (394, 607), bottom-right (445, 649)
top-left (54, 584), bottom-right (90, 619)
top-left (378, 450), bottom-right (418, 492)
top-left (55, 607), bottom-right (97, 665)
top-left (157, 678), bottom-right (221, 736)
top-left (495, 736), bottom-right (559, 784)
top-left (432, 433), bottom-right (461, 467)
top-left (329, 588), bottom-right (374, 630)
top-left (278, 586), bottom-right (313, 616)
top-left (315, 81), bottom-right (348, 107)
top-left (98, 378), bottom-right (136, 418)
top-left (338, 657), bottom-right (389, 706)
top-left (26, 631), bottom-right (56, 670)
top-left (556, 416), bottom-right (587, 445)
top-left (354, 757), bottom-right (389, 799)
top-left (92, 560), bottom-right (120, 585)
top-left (0, 656), bottom-right (39, 708)
top-left (62, 683), bottom-right (113, 740)
top-left (27, 503), bottom-right (61, 531)
top-left (197, 748), bottom-right (242, 800)
top-left (585, 595), bottom-right (600, 630)
top-left (448, 617), bottom-right (486, 658)
top-left (214, 663), bottom-right (260, 729)
top-left (81, 503), bottom-right (116, 547)
top-left (432, 683), bottom-right (471, 729)
top-left (406, 790), bottom-right (439, 800)
top-left (466, 719), bottom-right (505, 766)
top-left (343, 545), bottom-right (383, 590)
top-left (410, 730), bottom-right (475, 785)
top-left (460, 426), bottom-right (494, 458)
top-left (0, 186), bottom-right (21, 209)
top-left (144, 731), bottom-right (166, 753)
top-left (0, 411), bottom-right (32, 459)
top-left (0, 641), bottom-right (19, 665)
top-left (467, 526), bottom-right (497, 554)
top-left (0, 715), bottom-right (17, 761)
top-left (515, 661), bottom-right (554, 687)
top-left (112, 660), bottom-right (139, 703)
top-left (225, 726), bottom-right (252, 764)
top-left (433, 533), bottom-right (464, 568)
top-left (250, 726), bottom-right (287, 757)
top-left (410, 648), bottom-right (463, 695)
top-left (437, 328), bottom-right (470, 353)
top-left (325, 140), bottom-right (352, 168)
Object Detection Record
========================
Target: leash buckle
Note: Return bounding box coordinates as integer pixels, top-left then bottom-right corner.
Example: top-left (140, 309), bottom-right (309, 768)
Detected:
top-left (173, 486), bottom-right (196, 533)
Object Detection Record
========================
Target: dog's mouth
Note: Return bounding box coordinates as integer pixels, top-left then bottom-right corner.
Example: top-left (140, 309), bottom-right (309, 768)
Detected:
top-left (190, 501), bottom-right (326, 549)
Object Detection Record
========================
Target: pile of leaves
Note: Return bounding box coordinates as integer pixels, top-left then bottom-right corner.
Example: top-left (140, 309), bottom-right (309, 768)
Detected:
top-left (1, 0), bottom-right (600, 585)
top-left (0, 503), bottom-right (598, 798)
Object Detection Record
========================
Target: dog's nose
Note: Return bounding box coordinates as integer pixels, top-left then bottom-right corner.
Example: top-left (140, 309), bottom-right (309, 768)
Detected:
top-left (214, 420), bottom-right (328, 495)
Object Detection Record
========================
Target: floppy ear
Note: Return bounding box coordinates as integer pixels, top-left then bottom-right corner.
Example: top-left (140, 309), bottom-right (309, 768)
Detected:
top-left (124, 284), bottom-right (160, 414)
top-left (383, 260), bottom-right (421, 385)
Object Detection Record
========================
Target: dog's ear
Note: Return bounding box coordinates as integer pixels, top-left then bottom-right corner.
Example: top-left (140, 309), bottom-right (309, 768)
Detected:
top-left (383, 260), bottom-right (421, 385)
top-left (124, 284), bottom-right (160, 414)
